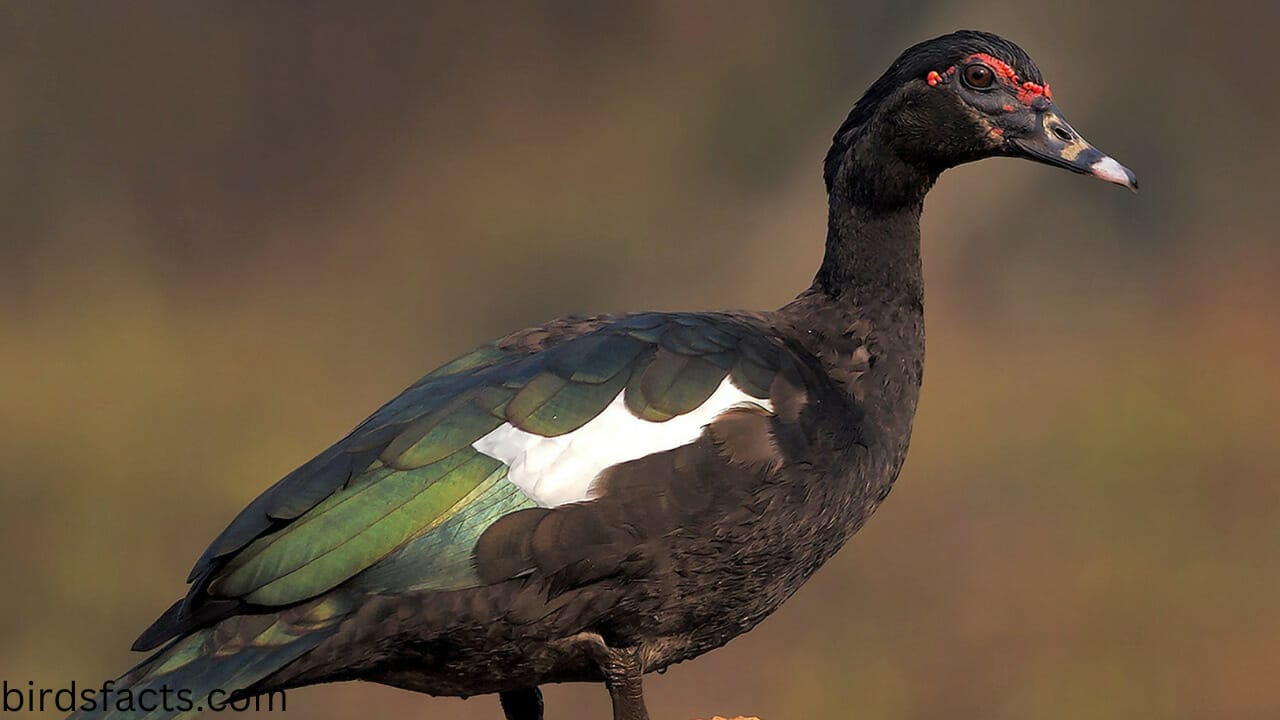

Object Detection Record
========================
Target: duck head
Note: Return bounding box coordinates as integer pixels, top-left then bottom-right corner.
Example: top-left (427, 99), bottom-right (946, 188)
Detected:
top-left (824, 30), bottom-right (1136, 210)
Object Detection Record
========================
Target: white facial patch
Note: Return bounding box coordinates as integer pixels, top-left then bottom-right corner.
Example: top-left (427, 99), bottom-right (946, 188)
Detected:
top-left (472, 378), bottom-right (771, 507)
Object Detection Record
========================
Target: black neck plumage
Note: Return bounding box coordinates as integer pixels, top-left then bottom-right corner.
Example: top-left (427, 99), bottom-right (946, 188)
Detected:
top-left (811, 111), bottom-right (934, 306)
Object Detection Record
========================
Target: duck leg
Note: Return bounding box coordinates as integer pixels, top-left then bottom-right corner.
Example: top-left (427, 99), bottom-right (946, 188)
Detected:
top-left (600, 646), bottom-right (649, 720)
top-left (499, 687), bottom-right (543, 720)
top-left (552, 632), bottom-right (650, 720)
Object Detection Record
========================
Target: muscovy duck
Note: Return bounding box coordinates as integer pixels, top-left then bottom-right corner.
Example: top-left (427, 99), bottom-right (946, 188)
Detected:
top-left (73, 30), bottom-right (1135, 720)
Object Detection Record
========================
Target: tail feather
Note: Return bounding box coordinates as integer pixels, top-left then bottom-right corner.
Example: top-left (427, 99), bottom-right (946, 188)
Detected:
top-left (69, 596), bottom-right (352, 720)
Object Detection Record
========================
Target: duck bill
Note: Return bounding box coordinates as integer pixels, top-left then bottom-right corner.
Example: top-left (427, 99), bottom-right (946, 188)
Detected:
top-left (1011, 104), bottom-right (1138, 190)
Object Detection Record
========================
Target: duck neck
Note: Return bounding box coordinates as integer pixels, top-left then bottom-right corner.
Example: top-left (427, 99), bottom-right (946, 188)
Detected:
top-left (777, 125), bottom-right (934, 387)
top-left (805, 120), bottom-right (936, 307)
top-left (812, 189), bottom-right (925, 306)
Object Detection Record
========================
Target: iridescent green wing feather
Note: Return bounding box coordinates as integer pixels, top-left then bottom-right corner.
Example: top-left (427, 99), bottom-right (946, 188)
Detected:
top-left (180, 313), bottom-right (785, 614)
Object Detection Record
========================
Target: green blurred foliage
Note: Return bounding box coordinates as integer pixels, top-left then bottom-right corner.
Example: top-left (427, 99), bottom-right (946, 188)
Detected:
top-left (1, 2), bottom-right (1277, 718)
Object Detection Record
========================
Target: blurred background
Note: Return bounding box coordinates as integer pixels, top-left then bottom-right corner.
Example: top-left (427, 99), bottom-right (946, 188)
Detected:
top-left (1, 2), bottom-right (1276, 719)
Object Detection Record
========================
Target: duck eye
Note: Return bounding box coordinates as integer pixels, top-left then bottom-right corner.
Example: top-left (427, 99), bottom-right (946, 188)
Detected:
top-left (962, 63), bottom-right (995, 90)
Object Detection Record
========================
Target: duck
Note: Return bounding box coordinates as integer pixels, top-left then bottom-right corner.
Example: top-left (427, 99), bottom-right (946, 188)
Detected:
top-left (71, 30), bottom-right (1135, 720)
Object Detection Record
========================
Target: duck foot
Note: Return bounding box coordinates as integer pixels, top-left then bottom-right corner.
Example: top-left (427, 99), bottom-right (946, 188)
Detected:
top-left (499, 687), bottom-right (543, 720)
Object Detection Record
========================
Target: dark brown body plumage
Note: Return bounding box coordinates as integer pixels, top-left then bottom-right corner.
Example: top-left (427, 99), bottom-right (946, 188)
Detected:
top-left (262, 236), bottom-right (926, 696)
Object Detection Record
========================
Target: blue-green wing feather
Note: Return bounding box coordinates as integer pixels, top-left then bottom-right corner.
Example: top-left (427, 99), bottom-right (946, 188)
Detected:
top-left (148, 313), bottom-right (785, 650)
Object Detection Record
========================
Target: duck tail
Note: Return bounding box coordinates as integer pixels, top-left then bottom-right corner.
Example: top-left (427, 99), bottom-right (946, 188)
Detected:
top-left (68, 596), bottom-right (350, 720)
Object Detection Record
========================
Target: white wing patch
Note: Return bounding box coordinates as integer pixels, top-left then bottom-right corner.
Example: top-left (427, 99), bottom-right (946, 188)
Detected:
top-left (472, 378), bottom-right (772, 507)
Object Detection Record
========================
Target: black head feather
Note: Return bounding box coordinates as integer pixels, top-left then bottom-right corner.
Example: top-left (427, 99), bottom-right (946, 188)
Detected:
top-left (823, 30), bottom-right (1043, 191)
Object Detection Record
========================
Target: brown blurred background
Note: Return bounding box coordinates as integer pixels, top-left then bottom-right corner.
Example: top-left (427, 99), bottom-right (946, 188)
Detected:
top-left (1, 2), bottom-right (1277, 719)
